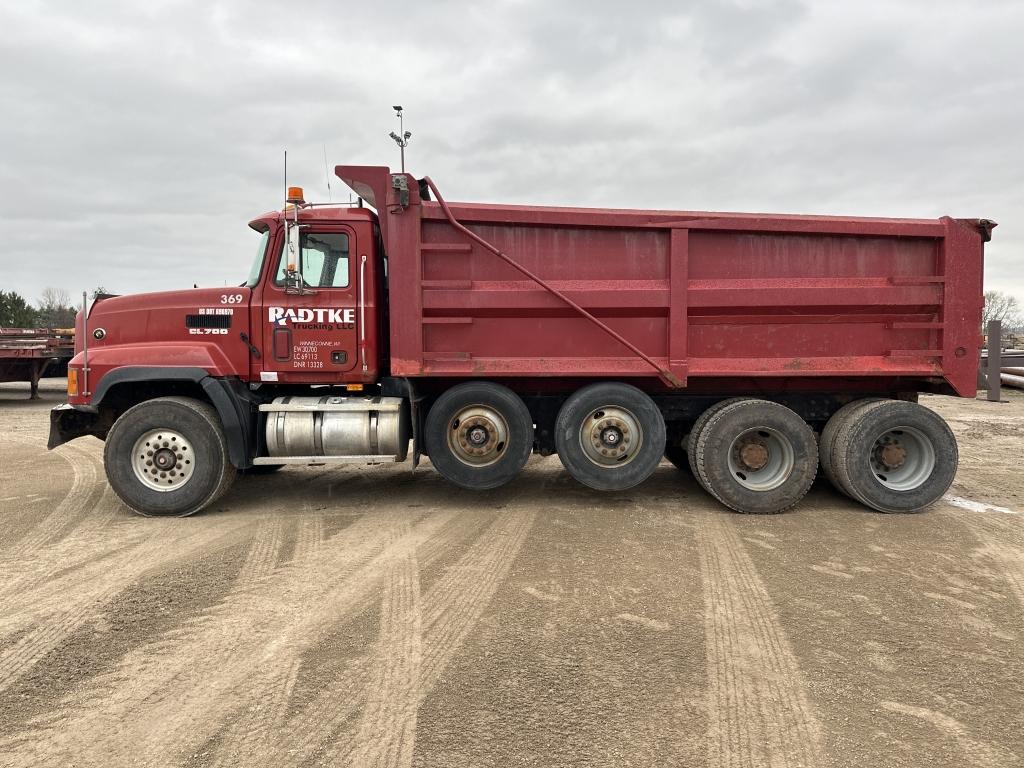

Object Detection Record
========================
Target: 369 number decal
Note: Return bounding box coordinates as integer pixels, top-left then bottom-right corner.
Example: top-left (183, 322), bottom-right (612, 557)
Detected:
top-left (220, 294), bottom-right (244, 304)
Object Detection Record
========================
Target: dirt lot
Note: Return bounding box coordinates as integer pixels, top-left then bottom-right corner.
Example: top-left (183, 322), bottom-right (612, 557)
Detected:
top-left (1, 379), bottom-right (1022, 767)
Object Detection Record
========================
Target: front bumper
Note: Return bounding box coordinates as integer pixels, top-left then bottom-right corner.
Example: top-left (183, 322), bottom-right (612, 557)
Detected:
top-left (48, 403), bottom-right (101, 450)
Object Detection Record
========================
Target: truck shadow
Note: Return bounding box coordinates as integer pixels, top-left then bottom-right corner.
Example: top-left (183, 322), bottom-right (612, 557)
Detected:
top-left (218, 457), bottom-right (745, 519)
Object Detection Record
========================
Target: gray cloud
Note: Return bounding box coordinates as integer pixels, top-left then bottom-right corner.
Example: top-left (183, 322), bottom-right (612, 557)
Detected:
top-left (1, 0), bottom-right (1021, 304)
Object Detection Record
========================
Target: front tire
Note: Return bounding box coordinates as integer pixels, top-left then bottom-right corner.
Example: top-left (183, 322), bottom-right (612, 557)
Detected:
top-left (555, 383), bottom-right (666, 491)
top-left (104, 397), bottom-right (237, 517)
top-left (424, 382), bottom-right (534, 490)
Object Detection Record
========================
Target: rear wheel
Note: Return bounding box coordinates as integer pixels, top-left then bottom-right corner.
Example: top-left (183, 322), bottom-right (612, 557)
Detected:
top-left (555, 383), bottom-right (665, 491)
top-left (819, 398), bottom-right (883, 497)
top-left (694, 399), bottom-right (818, 514)
top-left (424, 382), bottom-right (533, 490)
top-left (686, 398), bottom-right (746, 478)
top-left (831, 400), bottom-right (957, 513)
top-left (104, 397), bottom-right (237, 517)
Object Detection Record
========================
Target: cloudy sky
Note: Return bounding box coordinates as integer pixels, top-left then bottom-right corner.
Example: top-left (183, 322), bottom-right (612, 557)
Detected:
top-left (2, 0), bottom-right (1022, 306)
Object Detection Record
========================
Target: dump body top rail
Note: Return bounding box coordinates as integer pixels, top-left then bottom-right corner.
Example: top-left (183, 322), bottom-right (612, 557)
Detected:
top-left (337, 166), bottom-right (988, 397)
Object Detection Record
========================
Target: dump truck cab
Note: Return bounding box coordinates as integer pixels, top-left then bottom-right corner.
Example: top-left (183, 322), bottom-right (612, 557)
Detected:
top-left (245, 200), bottom-right (385, 388)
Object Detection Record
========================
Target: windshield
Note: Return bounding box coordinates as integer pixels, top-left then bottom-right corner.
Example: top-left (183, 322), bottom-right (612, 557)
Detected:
top-left (244, 229), bottom-right (270, 288)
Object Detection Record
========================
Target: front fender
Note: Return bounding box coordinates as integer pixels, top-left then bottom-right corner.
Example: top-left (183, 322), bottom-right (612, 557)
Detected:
top-left (70, 343), bottom-right (239, 404)
top-left (51, 366), bottom-right (255, 469)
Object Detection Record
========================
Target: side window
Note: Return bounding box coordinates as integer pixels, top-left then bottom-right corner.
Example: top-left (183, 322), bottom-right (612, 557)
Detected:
top-left (275, 232), bottom-right (350, 288)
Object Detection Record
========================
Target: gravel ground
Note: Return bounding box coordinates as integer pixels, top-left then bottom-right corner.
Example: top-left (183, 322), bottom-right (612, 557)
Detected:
top-left (1, 379), bottom-right (1022, 768)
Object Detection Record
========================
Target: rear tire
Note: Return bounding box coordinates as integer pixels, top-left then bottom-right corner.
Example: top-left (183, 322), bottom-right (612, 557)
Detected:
top-left (555, 382), bottom-right (665, 491)
top-left (819, 398), bottom-right (883, 498)
top-left (424, 382), bottom-right (533, 490)
top-left (694, 399), bottom-right (818, 514)
top-left (104, 397), bottom-right (237, 517)
top-left (831, 400), bottom-right (957, 513)
top-left (687, 398), bottom-right (746, 478)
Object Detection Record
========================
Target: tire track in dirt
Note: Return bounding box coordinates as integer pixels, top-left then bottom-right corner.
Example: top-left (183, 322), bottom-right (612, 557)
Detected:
top-left (0, 510), bottom-right (456, 768)
top-left (0, 485), bottom-right (136, 603)
top-left (345, 544), bottom-right (422, 768)
top-left (267, 507), bottom-right (538, 767)
top-left (233, 517), bottom-right (285, 585)
top-left (0, 440), bottom-right (102, 558)
top-left (0, 515), bottom-right (254, 694)
top-left (199, 515), bottom-right (317, 767)
top-left (288, 506), bottom-right (323, 562)
top-left (939, 501), bottom-right (1024, 611)
top-left (880, 701), bottom-right (1013, 767)
top-left (118, 514), bottom-right (451, 768)
top-left (208, 509), bottom-right (487, 766)
top-left (696, 514), bottom-right (825, 768)
top-left (205, 660), bottom-right (303, 767)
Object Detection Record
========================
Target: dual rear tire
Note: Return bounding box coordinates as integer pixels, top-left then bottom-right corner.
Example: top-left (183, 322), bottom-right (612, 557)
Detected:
top-left (689, 399), bottom-right (818, 514)
top-left (819, 399), bottom-right (956, 513)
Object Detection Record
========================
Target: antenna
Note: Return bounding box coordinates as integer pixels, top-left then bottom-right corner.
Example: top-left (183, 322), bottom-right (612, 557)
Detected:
top-left (322, 144), bottom-right (333, 202)
top-left (283, 149), bottom-right (288, 200)
top-left (389, 105), bottom-right (412, 173)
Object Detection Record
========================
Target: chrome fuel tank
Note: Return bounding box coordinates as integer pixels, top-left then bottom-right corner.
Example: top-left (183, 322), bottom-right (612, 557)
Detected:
top-left (263, 396), bottom-right (409, 460)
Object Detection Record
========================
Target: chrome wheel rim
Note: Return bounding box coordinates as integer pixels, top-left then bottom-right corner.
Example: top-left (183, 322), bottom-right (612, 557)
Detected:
top-left (727, 427), bottom-right (794, 491)
top-left (131, 429), bottom-right (195, 492)
top-left (579, 405), bottom-right (643, 468)
top-left (870, 425), bottom-right (935, 491)
top-left (448, 405), bottom-right (509, 467)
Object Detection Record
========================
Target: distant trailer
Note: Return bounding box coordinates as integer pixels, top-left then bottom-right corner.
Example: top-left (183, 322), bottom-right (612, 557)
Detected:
top-left (0, 328), bottom-right (75, 398)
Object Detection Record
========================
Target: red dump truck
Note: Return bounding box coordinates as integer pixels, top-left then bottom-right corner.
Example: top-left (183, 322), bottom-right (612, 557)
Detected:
top-left (48, 165), bottom-right (993, 517)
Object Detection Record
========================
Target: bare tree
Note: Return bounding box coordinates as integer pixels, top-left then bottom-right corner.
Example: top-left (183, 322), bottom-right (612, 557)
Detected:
top-left (36, 287), bottom-right (76, 328)
top-left (40, 287), bottom-right (70, 309)
top-left (982, 291), bottom-right (1023, 332)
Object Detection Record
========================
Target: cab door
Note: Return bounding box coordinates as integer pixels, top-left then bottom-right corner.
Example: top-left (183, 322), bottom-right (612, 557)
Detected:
top-left (259, 226), bottom-right (358, 382)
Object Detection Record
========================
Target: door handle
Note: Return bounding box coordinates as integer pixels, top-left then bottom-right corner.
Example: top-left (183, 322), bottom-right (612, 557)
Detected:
top-left (272, 327), bottom-right (292, 361)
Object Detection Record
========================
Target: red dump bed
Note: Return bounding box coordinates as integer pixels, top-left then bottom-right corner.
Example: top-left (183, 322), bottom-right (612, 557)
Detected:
top-left (338, 166), bottom-right (990, 397)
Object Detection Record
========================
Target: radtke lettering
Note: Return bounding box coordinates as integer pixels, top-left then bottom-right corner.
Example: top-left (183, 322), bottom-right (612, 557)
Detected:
top-left (268, 306), bottom-right (355, 331)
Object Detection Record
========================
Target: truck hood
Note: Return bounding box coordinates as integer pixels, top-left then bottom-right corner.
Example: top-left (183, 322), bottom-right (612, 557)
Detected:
top-left (78, 287), bottom-right (251, 355)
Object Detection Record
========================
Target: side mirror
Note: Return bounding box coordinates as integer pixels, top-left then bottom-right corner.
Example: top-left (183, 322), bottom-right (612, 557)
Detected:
top-left (283, 222), bottom-right (304, 294)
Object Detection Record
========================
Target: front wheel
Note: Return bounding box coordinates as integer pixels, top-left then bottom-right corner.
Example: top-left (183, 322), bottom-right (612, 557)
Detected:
top-left (104, 397), bottom-right (237, 517)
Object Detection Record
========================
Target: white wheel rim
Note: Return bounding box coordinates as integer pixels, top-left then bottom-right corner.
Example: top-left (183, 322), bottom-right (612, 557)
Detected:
top-left (131, 429), bottom-right (195, 492)
top-left (578, 405), bottom-right (644, 468)
top-left (726, 427), bottom-right (795, 491)
top-left (447, 405), bottom-right (509, 467)
top-left (870, 425), bottom-right (935, 491)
